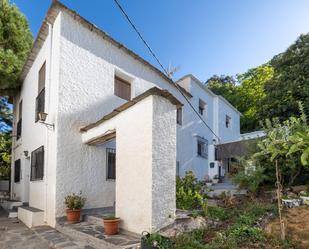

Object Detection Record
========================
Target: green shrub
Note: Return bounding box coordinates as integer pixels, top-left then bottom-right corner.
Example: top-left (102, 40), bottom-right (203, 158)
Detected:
top-left (227, 225), bottom-right (264, 244)
top-left (206, 206), bottom-right (230, 221)
top-left (142, 232), bottom-right (173, 249)
top-left (176, 171), bottom-right (207, 210)
top-left (64, 192), bottom-right (86, 210)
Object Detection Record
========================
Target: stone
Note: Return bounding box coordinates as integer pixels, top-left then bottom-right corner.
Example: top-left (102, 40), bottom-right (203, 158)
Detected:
top-left (160, 216), bottom-right (207, 237)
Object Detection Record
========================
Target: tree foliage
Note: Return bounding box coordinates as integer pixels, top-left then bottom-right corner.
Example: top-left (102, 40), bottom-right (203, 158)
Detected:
top-left (206, 33), bottom-right (309, 133)
top-left (253, 104), bottom-right (309, 186)
top-left (260, 34), bottom-right (309, 122)
top-left (0, 0), bottom-right (33, 93)
top-left (0, 131), bottom-right (11, 178)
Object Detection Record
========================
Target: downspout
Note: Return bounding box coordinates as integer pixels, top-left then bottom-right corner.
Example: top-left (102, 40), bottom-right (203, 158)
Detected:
top-left (44, 21), bottom-right (54, 223)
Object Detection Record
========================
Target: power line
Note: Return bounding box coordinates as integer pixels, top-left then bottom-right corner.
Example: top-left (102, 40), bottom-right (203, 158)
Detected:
top-left (113, 0), bottom-right (221, 142)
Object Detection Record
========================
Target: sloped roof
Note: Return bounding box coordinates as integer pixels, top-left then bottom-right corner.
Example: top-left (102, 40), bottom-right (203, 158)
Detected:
top-left (19, 1), bottom-right (191, 97)
top-left (80, 87), bottom-right (182, 132)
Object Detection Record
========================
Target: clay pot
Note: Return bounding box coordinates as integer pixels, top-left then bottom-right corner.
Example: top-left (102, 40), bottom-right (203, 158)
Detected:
top-left (103, 218), bottom-right (120, 235)
top-left (66, 209), bottom-right (81, 224)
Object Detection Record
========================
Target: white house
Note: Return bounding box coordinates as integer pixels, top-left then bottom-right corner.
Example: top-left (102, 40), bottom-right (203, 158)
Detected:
top-left (10, 2), bottom-right (240, 233)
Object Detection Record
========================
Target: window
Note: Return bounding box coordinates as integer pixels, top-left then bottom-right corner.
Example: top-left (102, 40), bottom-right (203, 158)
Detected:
top-left (36, 62), bottom-right (46, 122)
top-left (14, 159), bottom-right (21, 183)
top-left (177, 107), bottom-right (182, 125)
top-left (199, 99), bottom-right (206, 116)
top-left (197, 139), bottom-right (208, 159)
top-left (176, 161), bottom-right (180, 176)
top-left (31, 146), bottom-right (44, 181)
top-left (17, 100), bottom-right (22, 140)
top-left (106, 148), bottom-right (116, 180)
top-left (226, 115), bottom-right (231, 128)
top-left (114, 76), bottom-right (131, 101)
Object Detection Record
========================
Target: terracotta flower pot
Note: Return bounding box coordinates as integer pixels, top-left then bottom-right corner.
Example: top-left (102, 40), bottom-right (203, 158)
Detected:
top-left (66, 209), bottom-right (81, 224)
top-left (103, 218), bottom-right (120, 235)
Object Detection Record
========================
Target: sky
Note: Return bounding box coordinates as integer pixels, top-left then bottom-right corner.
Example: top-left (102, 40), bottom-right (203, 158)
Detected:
top-left (11, 0), bottom-right (309, 82)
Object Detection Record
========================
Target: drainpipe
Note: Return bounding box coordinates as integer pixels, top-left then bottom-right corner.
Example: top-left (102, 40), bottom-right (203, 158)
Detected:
top-left (44, 21), bottom-right (54, 223)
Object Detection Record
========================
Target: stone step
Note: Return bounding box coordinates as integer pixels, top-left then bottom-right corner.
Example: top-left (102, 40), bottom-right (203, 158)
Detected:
top-left (7, 209), bottom-right (18, 218)
top-left (32, 225), bottom-right (89, 249)
top-left (56, 221), bottom-right (141, 249)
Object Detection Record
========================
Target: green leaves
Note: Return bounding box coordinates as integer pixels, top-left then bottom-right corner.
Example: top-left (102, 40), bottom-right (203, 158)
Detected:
top-left (0, 0), bottom-right (33, 92)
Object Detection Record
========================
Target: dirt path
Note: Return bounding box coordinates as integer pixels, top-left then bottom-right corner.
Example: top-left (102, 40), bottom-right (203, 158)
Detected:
top-left (265, 206), bottom-right (309, 248)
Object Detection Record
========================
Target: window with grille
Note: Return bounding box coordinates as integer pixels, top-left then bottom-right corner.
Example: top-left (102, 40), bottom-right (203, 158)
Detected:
top-left (197, 139), bottom-right (208, 159)
top-left (14, 159), bottom-right (21, 183)
top-left (36, 62), bottom-right (46, 122)
top-left (31, 146), bottom-right (44, 181)
top-left (177, 107), bottom-right (182, 125)
top-left (17, 100), bottom-right (22, 140)
top-left (106, 148), bottom-right (116, 180)
top-left (114, 76), bottom-right (131, 101)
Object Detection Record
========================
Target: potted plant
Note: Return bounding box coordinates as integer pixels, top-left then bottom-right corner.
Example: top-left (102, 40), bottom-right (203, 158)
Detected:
top-left (212, 175), bottom-right (219, 184)
top-left (141, 231), bottom-right (173, 249)
top-left (103, 214), bottom-right (121, 235)
top-left (281, 194), bottom-right (301, 208)
top-left (64, 192), bottom-right (86, 224)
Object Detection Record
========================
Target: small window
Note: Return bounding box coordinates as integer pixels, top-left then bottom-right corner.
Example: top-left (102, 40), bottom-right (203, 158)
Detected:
top-left (176, 161), bottom-right (180, 176)
top-left (31, 146), bottom-right (44, 181)
top-left (177, 107), bottom-right (182, 125)
top-left (199, 99), bottom-right (206, 116)
top-left (36, 62), bottom-right (46, 122)
top-left (226, 115), bottom-right (231, 128)
top-left (197, 139), bottom-right (208, 159)
top-left (114, 76), bottom-right (131, 101)
top-left (14, 159), bottom-right (21, 183)
top-left (106, 148), bottom-right (116, 180)
top-left (17, 100), bottom-right (22, 140)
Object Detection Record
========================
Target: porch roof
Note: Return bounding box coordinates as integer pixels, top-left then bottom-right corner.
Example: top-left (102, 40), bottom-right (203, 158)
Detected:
top-left (80, 87), bottom-right (182, 133)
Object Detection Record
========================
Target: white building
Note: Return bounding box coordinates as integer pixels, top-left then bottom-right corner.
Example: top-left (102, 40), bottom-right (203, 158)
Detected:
top-left (10, 2), bottom-right (240, 232)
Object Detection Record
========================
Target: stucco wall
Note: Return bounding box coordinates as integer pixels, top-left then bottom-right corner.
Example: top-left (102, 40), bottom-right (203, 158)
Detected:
top-left (82, 95), bottom-right (176, 233)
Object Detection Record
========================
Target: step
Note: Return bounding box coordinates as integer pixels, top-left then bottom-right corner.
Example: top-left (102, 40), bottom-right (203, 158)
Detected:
top-left (7, 209), bottom-right (18, 218)
top-left (56, 221), bottom-right (141, 249)
top-left (1, 200), bottom-right (23, 210)
top-left (32, 225), bottom-right (88, 249)
top-left (18, 206), bottom-right (45, 228)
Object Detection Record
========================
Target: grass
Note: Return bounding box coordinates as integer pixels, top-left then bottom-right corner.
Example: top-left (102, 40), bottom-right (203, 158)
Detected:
top-left (173, 199), bottom-right (299, 249)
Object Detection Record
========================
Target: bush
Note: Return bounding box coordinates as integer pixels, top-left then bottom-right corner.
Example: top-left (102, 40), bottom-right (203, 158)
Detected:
top-left (232, 160), bottom-right (268, 196)
top-left (64, 192), bottom-right (86, 210)
top-left (227, 225), bottom-right (264, 244)
top-left (206, 206), bottom-right (230, 221)
top-left (176, 171), bottom-right (207, 210)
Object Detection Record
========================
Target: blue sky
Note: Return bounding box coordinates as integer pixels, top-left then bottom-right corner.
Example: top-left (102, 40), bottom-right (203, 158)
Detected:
top-left (12, 0), bottom-right (309, 81)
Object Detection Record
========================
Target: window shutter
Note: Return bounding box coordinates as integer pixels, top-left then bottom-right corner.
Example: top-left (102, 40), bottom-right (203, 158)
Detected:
top-left (38, 62), bottom-right (46, 93)
top-left (114, 76), bottom-right (131, 101)
top-left (106, 148), bottom-right (116, 180)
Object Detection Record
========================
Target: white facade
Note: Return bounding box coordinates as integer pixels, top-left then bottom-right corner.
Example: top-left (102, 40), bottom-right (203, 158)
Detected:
top-left (10, 2), bottom-right (240, 230)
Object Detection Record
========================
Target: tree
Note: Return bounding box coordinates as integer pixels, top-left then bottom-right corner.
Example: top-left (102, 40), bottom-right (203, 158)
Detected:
top-left (0, 132), bottom-right (11, 178)
top-left (206, 75), bottom-right (239, 107)
top-left (0, 0), bottom-right (33, 94)
top-left (0, 96), bottom-right (12, 131)
top-left (236, 65), bottom-right (274, 132)
top-left (260, 34), bottom-right (309, 121)
top-left (254, 104), bottom-right (308, 186)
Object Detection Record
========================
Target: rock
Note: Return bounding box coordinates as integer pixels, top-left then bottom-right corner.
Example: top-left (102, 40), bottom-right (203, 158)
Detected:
top-left (286, 191), bottom-right (298, 198)
top-left (160, 216), bottom-right (207, 238)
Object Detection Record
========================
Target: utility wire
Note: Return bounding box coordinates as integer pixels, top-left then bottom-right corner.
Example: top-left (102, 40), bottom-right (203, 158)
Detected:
top-left (113, 0), bottom-right (221, 142)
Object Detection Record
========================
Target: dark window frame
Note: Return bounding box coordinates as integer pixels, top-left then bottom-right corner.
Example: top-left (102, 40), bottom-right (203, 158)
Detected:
top-left (106, 148), bottom-right (116, 180)
top-left (17, 100), bottom-right (22, 140)
top-left (176, 107), bottom-right (182, 125)
top-left (30, 146), bottom-right (44, 181)
top-left (199, 99), bottom-right (206, 116)
top-left (114, 76), bottom-right (131, 101)
top-left (35, 62), bottom-right (46, 122)
top-left (14, 159), bottom-right (21, 183)
top-left (197, 139), bottom-right (208, 159)
top-left (226, 115), bottom-right (231, 128)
